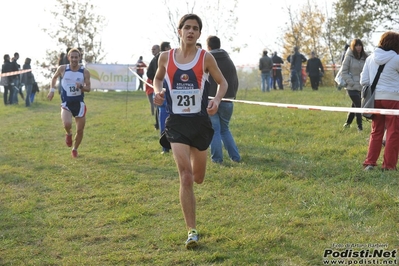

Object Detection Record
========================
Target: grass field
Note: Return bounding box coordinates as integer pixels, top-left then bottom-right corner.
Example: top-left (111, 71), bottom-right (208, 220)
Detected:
top-left (0, 87), bottom-right (398, 265)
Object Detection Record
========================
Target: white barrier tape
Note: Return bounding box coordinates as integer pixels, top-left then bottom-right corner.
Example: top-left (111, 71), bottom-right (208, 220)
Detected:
top-left (129, 67), bottom-right (153, 87)
top-left (1, 69), bottom-right (32, 77)
top-left (236, 64), bottom-right (342, 70)
top-left (211, 97), bottom-right (399, 115)
top-left (130, 67), bottom-right (399, 116)
top-left (131, 66), bottom-right (146, 70)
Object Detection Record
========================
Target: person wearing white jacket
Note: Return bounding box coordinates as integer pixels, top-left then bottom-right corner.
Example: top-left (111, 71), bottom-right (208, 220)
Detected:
top-left (360, 31), bottom-right (399, 171)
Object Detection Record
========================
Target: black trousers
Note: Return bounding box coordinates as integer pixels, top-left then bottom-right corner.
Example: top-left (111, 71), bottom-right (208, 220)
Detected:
top-left (309, 75), bottom-right (320, 90)
top-left (346, 90), bottom-right (362, 129)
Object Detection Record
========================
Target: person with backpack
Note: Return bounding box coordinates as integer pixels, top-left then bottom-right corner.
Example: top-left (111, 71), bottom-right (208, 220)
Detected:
top-left (361, 31), bottom-right (399, 171)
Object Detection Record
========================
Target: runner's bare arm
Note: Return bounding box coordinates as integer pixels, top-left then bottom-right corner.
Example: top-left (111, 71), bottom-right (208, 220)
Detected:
top-left (153, 52), bottom-right (168, 106)
top-left (47, 65), bottom-right (65, 100)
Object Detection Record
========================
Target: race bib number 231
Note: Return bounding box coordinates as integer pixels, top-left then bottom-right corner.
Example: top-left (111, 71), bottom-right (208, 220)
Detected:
top-left (171, 89), bottom-right (201, 114)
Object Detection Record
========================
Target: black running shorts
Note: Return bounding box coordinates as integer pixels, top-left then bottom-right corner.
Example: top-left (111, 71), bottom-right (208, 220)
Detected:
top-left (160, 114), bottom-right (214, 151)
top-left (61, 101), bottom-right (86, 118)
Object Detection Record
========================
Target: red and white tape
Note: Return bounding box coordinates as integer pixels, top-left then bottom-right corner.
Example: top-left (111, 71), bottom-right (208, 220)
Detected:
top-left (1, 69), bottom-right (32, 77)
top-left (129, 68), bottom-right (399, 116)
top-left (210, 97), bottom-right (399, 116)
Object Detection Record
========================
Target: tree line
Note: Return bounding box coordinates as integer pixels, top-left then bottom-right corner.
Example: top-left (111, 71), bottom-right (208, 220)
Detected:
top-left (38, 0), bottom-right (399, 88)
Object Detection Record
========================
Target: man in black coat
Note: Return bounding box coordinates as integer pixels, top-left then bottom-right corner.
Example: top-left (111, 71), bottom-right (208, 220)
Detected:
top-left (306, 51), bottom-right (324, 90)
top-left (271, 52), bottom-right (284, 90)
top-left (287, 46), bottom-right (307, 90)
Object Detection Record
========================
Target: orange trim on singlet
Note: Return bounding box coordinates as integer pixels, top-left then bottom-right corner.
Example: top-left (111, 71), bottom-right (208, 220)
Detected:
top-left (166, 48), bottom-right (206, 90)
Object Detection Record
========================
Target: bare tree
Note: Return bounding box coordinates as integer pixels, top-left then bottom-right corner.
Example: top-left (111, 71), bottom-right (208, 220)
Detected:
top-left (40, 0), bottom-right (107, 82)
top-left (281, 5), bottom-right (306, 79)
top-left (162, 0), bottom-right (239, 52)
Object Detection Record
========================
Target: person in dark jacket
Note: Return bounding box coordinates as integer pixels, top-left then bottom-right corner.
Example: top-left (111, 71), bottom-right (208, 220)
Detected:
top-left (287, 46), bottom-right (307, 90)
top-left (1, 54), bottom-right (13, 105)
top-left (271, 52), bottom-right (284, 90)
top-left (306, 51), bottom-right (324, 90)
top-left (11, 52), bottom-right (24, 103)
top-left (147, 42), bottom-right (170, 131)
top-left (206, 35), bottom-right (241, 163)
top-left (146, 42), bottom-right (170, 81)
top-left (147, 42), bottom-right (171, 153)
top-left (145, 44), bottom-right (160, 121)
top-left (259, 50), bottom-right (273, 92)
top-left (21, 57), bottom-right (35, 107)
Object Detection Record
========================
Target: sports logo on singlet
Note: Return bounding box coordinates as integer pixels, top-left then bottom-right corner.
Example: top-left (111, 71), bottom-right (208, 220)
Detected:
top-left (180, 74), bottom-right (189, 82)
top-left (171, 73), bottom-right (201, 114)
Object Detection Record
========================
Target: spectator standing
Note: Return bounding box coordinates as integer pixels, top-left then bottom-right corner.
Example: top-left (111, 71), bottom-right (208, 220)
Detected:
top-left (136, 56), bottom-right (147, 91)
top-left (11, 52), bottom-right (22, 103)
top-left (1, 54), bottom-right (13, 105)
top-left (287, 46), bottom-right (307, 91)
top-left (153, 14), bottom-right (227, 249)
top-left (271, 51), bottom-right (284, 90)
top-left (361, 31), bottom-right (399, 171)
top-left (341, 38), bottom-right (368, 132)
top-left (30, 81), bottom-right (39, 103)
top-left (146, 44), bottom-right (163, 81)
top-left (21, 57), bottom-right (35, 107)
top-left (58, 52), bottom-right (65, 65)
top-left (78, 47), bottom-right (84, 64)
top-left (259, 50), bottom-right (273, 92)
top-left (337, 44), bottom-right (350, 91)
top-left (62, 48), bottom-right (71, 65)
top-left (146, 42), bottom-right (170, 79)
top-left (147, 42), bottom-right (171, 130)
top-left (145, 44), bottom-right (160, 119)
top-left (306, 51), bottom-right (324, 90)
top-left (206, 35), bottom-right (241, 163)
top-left (155, 43), bottom-right (172, 154)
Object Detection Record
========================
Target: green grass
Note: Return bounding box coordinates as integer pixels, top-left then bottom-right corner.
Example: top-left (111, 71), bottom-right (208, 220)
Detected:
top-left (0, 87), bottom-right (398, 265)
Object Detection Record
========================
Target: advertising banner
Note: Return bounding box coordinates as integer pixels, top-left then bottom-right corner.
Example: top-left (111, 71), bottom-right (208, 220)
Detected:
top-left (86, 64), bottom-right (137, 91)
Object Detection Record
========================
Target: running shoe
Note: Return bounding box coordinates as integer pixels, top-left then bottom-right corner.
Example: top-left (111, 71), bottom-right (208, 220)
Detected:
top-left (364, 165), bottom-right (374, 171)
top-left (71, 149), bottom-right (78, 158)
top-left (185, 229), bottom-right (199, 249)
top-left (65, 134), bottom-right (73, 147)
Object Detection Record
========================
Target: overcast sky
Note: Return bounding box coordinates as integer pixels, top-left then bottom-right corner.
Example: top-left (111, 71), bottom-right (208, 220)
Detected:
top-left (1, 0), bottom-right (338, 68)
